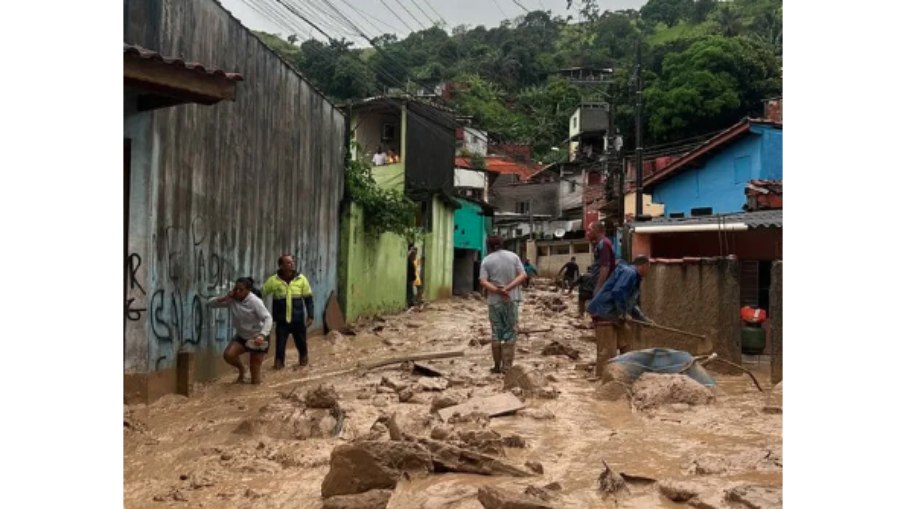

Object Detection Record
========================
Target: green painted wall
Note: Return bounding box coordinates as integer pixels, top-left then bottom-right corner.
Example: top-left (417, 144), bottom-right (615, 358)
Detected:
top-left (338, 201), bottom-right (408, 322)
top-left (423, 195), bottom-right (455, 301)
top-left (453, 198), bottom-right (487, 257)
top-left (372, 163), bottom-right (404, 192)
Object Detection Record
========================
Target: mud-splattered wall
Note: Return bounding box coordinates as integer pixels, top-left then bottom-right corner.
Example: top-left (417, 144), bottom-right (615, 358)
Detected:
top-left (637, 258), bottom-right (742, 371)
top-left (770, 261), bottom-right (782, 384)
top-left (124, 0), bottom-right (346, 382)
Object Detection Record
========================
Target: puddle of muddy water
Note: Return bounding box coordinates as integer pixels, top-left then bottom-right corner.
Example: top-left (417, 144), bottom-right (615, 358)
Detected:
top-left (125, 285), bottom-right (781, 508)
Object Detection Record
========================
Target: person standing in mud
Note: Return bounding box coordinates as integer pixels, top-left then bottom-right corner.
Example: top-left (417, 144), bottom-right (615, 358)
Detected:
top-left (558, 256), bottom-right (580, 292)
top-left (208, 277), bottom-right (273, 384)
top-left (587, 255), bottom-right (654, 378)
top-left (577, 221), bottom-right (616, 317)
top-left (262, 255), bottom-right (315, 369)
top-left (479, 236), bottom-right (528, 373)
top-left (407, 245), bottom-right (419, 308)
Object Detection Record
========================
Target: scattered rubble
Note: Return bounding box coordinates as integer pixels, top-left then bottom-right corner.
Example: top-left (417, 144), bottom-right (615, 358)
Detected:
top-left (598, 460), bottom-right (628, 495)
top-left (725, 484), bottom-right (782, 508)
top-left (418, 377), bottom-right (449, 391)
top-left (504, 365), bottom-right (544, 393)
top-left (658, 480), bottom-right (700, 502)
top-left (541, 341), bottom-right (581, 360)
top-left (305, 385), bottom-right (340, 409)
top-left (525, 461), bottom-right (544, 474)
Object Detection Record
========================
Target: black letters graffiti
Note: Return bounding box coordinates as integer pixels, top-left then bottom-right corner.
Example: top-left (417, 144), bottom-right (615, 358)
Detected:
top-left (150, 290), bottom-right (171, 342)
top-left (126, 253), bottom-right (146, 295)
top-left (125, 298), bottom-right (146, 321)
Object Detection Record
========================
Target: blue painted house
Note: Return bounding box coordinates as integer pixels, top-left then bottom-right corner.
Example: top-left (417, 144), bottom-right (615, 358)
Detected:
top-left (631, 116), bottom-right (783, 310)
top-left (645, 118), bottom-right (782, 216)
top-left (452, 196), bottom-right (494, 295)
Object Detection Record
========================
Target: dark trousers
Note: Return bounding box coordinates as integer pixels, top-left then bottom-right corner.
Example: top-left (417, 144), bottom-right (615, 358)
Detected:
top-left (275, 321), bottom-right (307, 364)
top-left (406, 280), bottom-right (416, 306)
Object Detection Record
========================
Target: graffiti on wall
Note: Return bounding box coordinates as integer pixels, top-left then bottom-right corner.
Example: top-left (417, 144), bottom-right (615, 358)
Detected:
top-left (127, 216), bottom-right (239, 370)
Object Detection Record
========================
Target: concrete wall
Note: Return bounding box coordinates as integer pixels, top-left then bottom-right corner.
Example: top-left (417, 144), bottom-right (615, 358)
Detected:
top-left (124, 0), bottom-right (346, 394)
top-left (638, 258), bottom-right (742, 372)
top-left (423, 195), bottom-right (455, 301)
top-left (338, 202), bottom-right (408, 322)
top-left (651, 127), bottom-right (782, 216)
top-left (639, 229), bottom-right (782, 261)
top-left (531, 239), bottom-right (593, 277)
top-left (490, 179), bottom-right (559, 216)
top-left (770, 261), bottom-right (782, 384)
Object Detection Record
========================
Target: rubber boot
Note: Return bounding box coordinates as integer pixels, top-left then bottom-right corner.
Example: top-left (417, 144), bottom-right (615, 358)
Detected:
top-left (490, 341), bottom-right (502, 373)
top-left (501, 341), bottom-right (516, 373)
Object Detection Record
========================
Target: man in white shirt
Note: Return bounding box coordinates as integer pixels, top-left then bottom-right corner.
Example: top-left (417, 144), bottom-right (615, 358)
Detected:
top-left (371, 145), bottom-right (387, 166)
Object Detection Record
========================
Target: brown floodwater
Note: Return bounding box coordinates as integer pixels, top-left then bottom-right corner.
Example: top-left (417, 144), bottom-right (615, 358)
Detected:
top-left (124, 284), bottom-right (781, 508)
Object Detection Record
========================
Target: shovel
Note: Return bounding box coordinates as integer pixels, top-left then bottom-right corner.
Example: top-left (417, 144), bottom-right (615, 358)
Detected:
top-left (626, 318), bottom-right (707, 340)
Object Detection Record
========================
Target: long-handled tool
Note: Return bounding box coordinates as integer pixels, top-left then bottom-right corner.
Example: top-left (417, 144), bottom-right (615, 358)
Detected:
top-left (627, 318), bottom-right (707, 340)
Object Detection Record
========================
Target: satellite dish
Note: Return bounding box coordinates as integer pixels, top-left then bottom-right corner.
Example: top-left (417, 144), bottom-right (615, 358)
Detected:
top-left (554, 228), bottom-right (566, 239)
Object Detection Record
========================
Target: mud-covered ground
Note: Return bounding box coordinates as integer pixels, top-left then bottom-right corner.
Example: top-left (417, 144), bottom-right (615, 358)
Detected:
top-left (124, 282), bottom-right (782, 508)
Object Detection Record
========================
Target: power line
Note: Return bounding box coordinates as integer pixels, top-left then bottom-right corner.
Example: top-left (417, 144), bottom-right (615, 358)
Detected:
top-left (378, 0), bottom-right (416, 33)
top-left (511, 0), bottom-right (531, 14)
top-left (239, 0), bottom-right (303, 36)
top-left (392, 0), bottom-right (429, 31)
top-left (491, 0), bottom-right (509, 19)
top-left (423, 0), bottom-right (449, 26)
top-left (336, 0), bottom-right (402, 36)
top-left (405, 0), bottom-right (438, 27)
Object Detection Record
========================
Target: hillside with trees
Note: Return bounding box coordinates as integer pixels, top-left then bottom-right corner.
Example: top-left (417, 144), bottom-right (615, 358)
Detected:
top-left (255, 0), bottom-right (781, 159)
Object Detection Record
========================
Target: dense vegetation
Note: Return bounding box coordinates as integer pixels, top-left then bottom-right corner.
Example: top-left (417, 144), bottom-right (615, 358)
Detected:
top-left (256, 0), bottom-right (781, 159)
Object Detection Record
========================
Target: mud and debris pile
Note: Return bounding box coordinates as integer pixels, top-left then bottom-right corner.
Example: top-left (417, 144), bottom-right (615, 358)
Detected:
top-left (125, 283), bottom-right (781, 508)
top-left (630, 372), bottom-right (715, 410)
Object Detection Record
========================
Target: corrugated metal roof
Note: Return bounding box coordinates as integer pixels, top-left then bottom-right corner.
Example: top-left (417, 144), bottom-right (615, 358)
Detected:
top-left (637, 210), bottom-right (782, 229)
top-left (123, 43), bottom-right (244, 81)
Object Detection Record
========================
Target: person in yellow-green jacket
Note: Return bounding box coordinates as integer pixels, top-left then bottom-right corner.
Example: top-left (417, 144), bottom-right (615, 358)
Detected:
top-left (262, 254), bottom-right (315, 369)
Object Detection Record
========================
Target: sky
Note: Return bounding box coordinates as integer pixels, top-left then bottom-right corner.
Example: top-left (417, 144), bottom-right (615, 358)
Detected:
top-left (220, 0), bottom-right (648, 46)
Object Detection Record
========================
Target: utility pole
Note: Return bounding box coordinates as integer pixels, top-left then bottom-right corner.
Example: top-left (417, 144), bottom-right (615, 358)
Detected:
top-left (634, 40), bottom-right (644, 219)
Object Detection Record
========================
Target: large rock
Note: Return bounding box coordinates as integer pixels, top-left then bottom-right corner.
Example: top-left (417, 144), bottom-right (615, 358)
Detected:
top-left (322, 489), bottom-right (393, 509)
top-left (658, 480), bottom-right (700, 502)
top-left (320, 441), bottom-right (433, 497)
top-left (504, 365), bottom-right (543, 392)
top-left (630, 373), bottom-right (714, 410)
top-left (725, 484), bottom-right (782, 509)
top-left (417, 438), bottom-right (534, 477)
top-left (418, 377), bottom-right (450, 391)
top-left (477, 486), bottom-right (554, 509)
top-left (387, 409), bottom-right (433, 441)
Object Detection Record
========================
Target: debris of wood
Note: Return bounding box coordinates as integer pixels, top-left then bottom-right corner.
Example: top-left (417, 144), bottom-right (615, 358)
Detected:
top-left (598, 460), bottom-right (627, 495)
top-left (413, 361), bottom-right (446, 377)
top-left (417, 438), bottom-right (534, 477)
top-left (438, 392), bottom-right (525, 422)
top-left (362, 349), bottom-right (464, 371)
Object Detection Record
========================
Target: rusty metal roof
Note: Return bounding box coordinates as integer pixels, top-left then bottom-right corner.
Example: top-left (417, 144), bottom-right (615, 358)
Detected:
top-left (123, 43), bottom-right (244, 82)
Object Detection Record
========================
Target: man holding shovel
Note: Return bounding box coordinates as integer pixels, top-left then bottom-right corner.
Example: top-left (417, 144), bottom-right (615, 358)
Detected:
top-left (587, 255), bottom-right (653, 377)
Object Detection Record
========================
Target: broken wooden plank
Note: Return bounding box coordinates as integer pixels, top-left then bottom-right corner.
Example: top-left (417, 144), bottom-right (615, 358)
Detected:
top-left (438, 392), bottom-right (525, 422)
top-left (413, 361), bottom-right (445, 377)
top-left (362, 349), bottom-right (464, 371)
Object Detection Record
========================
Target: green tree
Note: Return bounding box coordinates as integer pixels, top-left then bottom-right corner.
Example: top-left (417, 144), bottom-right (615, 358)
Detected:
top-left (644, 36), bottom-right (781, 142)
top-left (713, 4), bottom-right (743, 37)
top-left (690, 0), bottom-right (717, 23)
top-left (640, 0), bottom-right (694, 27)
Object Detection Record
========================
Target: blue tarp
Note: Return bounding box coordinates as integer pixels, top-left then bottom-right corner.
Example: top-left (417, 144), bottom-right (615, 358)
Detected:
top-left (608, 348), bottom-right (716, 387)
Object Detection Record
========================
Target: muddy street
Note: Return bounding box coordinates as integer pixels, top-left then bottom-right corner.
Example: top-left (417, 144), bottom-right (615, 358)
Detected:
top-left (124, 282), bottom-right (781, 509)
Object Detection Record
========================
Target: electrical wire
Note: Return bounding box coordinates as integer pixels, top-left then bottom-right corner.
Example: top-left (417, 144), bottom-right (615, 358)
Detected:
top-left (405, 0), bottom-right (438, 27)
top-left (378, 0), bottom-right (416, 33)
top-left (392, 0), bottom-right (429, 30)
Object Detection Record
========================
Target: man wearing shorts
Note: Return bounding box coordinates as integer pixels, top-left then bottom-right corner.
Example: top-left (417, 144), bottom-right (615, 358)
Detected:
top-left (207, 277), bottom-right (273, 384)
top-left (479, 236), bottom-right (527, 374)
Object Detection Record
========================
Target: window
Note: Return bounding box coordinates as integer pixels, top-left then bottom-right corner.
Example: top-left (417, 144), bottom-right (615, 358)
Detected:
top-left (515, 228), bottom-right (524, 237)
top-left (572, 117), bottom-right (578, 128)
top-left (516, 201), bottom-right (530, 214)
top-left (382, 123), bottom-right (396, 142)
top-left (573, 242), bottom-right (590, 253)
top-left (552, 244), bottom-right (570, 255)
